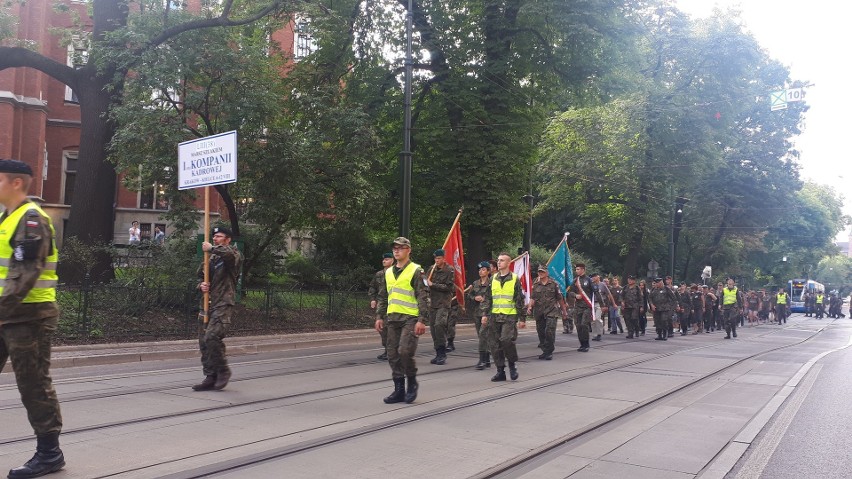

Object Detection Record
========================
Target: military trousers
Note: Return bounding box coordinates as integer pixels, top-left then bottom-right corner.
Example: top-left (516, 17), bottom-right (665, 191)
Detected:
top-left (487, 315), bottom-right (518, 369)
top-left (534, 312), bottom-right (558, 355)
top-left (779, 304), bottom-right (792, 322)
top-left (723, 307), bottom-right (739, 335)
top-left (474, 313), bottom-right (489, 353)
top-left (447, 308), bottom-right (457, 341)
top-left (622, 307), bottom-right (639, 335)
top-left (690, 310), bottom-right (703, 331)
top-left (199, 305), bottom-right (232, 377)
top-left (653, 310), bottom-right (671, 336)
top-left (429, 307), bottom-right (449, 349)
top-left (574, 306), bottom-right (593, 344)
top-left (376, 313), bottom-right (388, 349)
top-left (0, 317), bottom-right (63, 436)
top-left (386, 316), bottom-right (420, 379)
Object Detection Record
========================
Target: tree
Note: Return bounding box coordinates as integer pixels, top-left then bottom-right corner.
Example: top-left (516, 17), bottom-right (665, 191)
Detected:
top-left (0, 0), bottom-right (293, 282)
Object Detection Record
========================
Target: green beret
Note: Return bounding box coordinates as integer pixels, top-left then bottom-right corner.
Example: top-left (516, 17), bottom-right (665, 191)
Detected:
top-left (383, 253), bottom-right (393, 259)
top-left (433, 249), bottom-right (445, 257)
top-left (0, 159), bottom-right (33, 176)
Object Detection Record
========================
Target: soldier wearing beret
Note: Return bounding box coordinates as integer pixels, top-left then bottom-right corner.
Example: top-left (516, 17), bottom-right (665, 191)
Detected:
top-left (466, 261), bottom-right (492, 370)
top-left (193, 226), bottom-right (242, 392)
top-left (649, 277), bottom-right (677, 341)
top-left (621, 275), bottom-right (643, 339)
top-left (377, 237), bottom-right (428, 404)
top-left (426, 248), bottom-right (455, 365)
top-left (368, 253), bottom-right (394, 360)
top-left (0, 159), bottom-right (65, 478)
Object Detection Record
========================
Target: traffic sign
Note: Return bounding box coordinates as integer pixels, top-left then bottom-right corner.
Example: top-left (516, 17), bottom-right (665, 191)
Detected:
top-left (770, 90), bottom-right (787, 111)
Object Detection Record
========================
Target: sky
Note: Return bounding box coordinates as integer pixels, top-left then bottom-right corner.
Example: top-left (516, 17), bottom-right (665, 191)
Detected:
top-left (675, 0), bottom-right (852, 242)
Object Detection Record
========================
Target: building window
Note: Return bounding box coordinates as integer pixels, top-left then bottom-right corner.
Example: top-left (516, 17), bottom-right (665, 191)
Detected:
top-left (64, 37), bottom-right (88, 103)
top-left (139, 182), bottom-right (169, 210)
top-left (294, 17), bottom-right (317, 60)
top-left (62, 151), bottom-right (77, 205)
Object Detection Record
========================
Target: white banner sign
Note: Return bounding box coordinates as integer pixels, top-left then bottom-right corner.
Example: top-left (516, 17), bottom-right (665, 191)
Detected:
top-left (178, 130), bottom-right (238, 190)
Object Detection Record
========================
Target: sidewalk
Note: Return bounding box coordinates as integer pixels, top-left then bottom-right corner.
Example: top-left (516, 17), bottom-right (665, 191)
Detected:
top-left (50, 324), bottom-right (478, 369)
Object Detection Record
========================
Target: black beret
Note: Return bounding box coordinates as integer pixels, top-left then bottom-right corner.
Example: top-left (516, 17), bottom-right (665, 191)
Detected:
top-left (212, 226), bottom-right (233, 237)
top-left (627, 274), bottom-right (635, 280)
top-left (383, 252), bottom-right (393, 259)
top-left (0, 159), bottom-right (33, 176)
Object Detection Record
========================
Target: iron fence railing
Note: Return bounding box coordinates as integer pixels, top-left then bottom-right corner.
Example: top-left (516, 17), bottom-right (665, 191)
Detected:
top-left (55, 280), bottom-right (375, 344)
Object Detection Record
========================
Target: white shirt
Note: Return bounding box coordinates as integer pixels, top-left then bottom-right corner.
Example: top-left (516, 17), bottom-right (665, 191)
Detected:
top-left (129, 226), bottom-right (141, 242)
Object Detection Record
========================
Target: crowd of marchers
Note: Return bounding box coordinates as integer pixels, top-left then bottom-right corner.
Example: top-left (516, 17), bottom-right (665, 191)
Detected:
top-left (366, 237), bottom-right (847, 406)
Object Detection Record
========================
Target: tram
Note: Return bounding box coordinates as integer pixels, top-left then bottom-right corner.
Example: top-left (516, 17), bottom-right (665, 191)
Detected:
top-left (787, 278), bottom-right (825, 313)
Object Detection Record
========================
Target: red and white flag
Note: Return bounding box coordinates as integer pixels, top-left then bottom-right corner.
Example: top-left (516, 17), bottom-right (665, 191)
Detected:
top-left (442, 218), bottom-right (466, 309)
top-left (509, 251), bottom-right (531, 305)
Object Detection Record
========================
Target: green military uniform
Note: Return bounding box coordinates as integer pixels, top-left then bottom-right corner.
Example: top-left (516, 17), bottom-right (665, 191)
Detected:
top-left (531, 276), bottom-right (562, 358)
top-left (367, 267), bottom-right (389, 357)
top-left (466, 275), bottom-right (491, 358)
top-left (427, 262), bottom-right (455, 364)
top-left (0, 177), bottom-right (66, 479)
top-left (569, 273), bottom-right (601, 351)
top-left (649, 281), bottom-right (677, 340)
top-left (621, 280), bottom-right (643, 338)
top-left (197, 238), bottom-right (242, 384)
top-left (385, 261), bottom-right (429, 380)
top-left (481, 271), bottom-right (526, 381)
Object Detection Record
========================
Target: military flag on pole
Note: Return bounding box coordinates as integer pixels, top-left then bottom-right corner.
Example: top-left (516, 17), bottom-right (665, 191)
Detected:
top-left (442, 209), bottom-right (466, 308)
top-left (509, 251), bottom-right (532, 305)
top-left (547, 233), bottom-right (572, 297)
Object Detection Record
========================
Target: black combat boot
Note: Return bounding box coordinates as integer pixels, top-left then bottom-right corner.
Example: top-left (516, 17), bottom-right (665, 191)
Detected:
top-left (435, 347), bottom-right (447, 365)
top-left (8, 432), bottom-right (65, 479)
top-left (508, 362), bottom-right (519, 381)
top-left (192, 375), bottom-right (216, 391)
top-left (732, 329), bottom-right (737, 338)
top-left (376, 350), bottom-right (388, 360)
top-left (491, 368), bottom-right (507, 382)
top-left (475, 352), bottom-right (488, 370)
top-left (626, 333), bottom-right (634, 339)
top-left (446, 339), bottom-right (455, 352)
top-left (483, 352), bottom-right (491, 368)
top-left (383, 377), bottom-right (406, 404)
top-left (213, 368), bottom-right (232, 390)
top-left (404, 376), bottom-right (419, 403)
top-left (430, 349), bottom-right (441, 364)
top-left (655, 330), bottom-right (664, 340)
top-left (579, 340), bottom-right (590, 352)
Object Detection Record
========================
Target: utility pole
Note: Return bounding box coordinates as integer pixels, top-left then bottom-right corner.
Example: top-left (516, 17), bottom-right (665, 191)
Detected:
top-left (398, 0), bottom-right (413, 237)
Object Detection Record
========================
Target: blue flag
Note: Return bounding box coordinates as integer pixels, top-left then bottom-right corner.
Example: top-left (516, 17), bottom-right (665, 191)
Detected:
top-left (547, 236), bottom-right (573, 297)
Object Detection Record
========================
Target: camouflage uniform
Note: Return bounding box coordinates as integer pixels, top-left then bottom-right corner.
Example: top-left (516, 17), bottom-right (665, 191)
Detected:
top-left (427, 263), bottom-right (455, 352)
top-left (621, 283), bottom-right (643, 337)
top-left (368, 268), bottom-right (388, 351)
top-left (531, 277), bottom-right (563, 356)
top-left (466, 276), bottom-right (491, 354)
top-left (569, 275), bottom-right (602, 350)
top-left (385, 263), bottom-right (429, 379)
top-left (690, 288), bottom-right (705, 332)
top-left (649, 284), bottom-right (677, 340)
top-left (481, 273), bottom-right (526, 371)
top-left (721, 286), bottom-right (744, 338)
top-left (0, 202), bottom-right (62, 437)
top-left (677, 288), bottom-right (692, 334)
top-left (198, 244), bottom-right (242, 378)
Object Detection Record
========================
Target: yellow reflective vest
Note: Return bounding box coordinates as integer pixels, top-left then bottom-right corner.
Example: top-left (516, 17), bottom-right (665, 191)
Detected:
top-left (385, 261), bottom-right (421, 316)
top-left (816, 294), bottom-right (824, 304)
top-left (723, 287), bottom-right (738, 306)
top-left (0, 202), bottom-right (58, 303)
top-left (777, 292), bottom-right (787, 305)
top-left (491, 273), bottom-right (518, 315)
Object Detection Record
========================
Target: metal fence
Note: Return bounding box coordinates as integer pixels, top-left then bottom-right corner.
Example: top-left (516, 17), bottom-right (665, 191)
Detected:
top-left (55, 281), bottom-right (375, 344)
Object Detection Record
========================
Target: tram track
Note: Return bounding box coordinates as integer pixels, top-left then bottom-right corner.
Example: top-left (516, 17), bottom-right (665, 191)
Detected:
top-left (85, 320), bottom-right (829, 479)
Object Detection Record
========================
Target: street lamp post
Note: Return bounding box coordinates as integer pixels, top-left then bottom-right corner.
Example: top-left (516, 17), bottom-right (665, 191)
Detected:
top-left (522, 194), bottom-right (534, 253)
top-left (398, 0), bottom-right (414, 237)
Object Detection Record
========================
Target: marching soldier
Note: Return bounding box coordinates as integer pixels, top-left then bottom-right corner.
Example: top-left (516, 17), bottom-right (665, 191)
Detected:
top-left (481, 253), bottom-right (526, 381)
top-left (568, 263), bottom-right (602, 352)
top-left (0, 160), bottom-right (64, 478)
top-left (814, 290), bottom-right (825, 319)
top-left (677, 283), bottom-right (691, 335)
top-left (528, 264), bottom-right (566, 360)
top-left (776, 287), bottom-right (790, 323)
top-left (621, 275), bottom-right (642, 339)
top-left (466, 261), bottom-right (492, 370)
top-left (426, 249), bottom-right (455, 365)
top-left (689, 284), bottom-right (705, 334)
top-left (721, 278), bottom-right (744, 338)
top-left (377, 237), bottom-right (428, 404)
top-left (703, 285), bottom-right (717, 332)
top-left (368, 253), bottom-right (394, 360)
top-left (649, 277), bottom-right (677, 341)
top-left (193, 226), bottom-right (242, 392)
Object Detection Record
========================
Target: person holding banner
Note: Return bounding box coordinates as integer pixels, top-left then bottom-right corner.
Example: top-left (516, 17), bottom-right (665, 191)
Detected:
top-left (529, 264), bottom-right (566, 360)
top-left (467, 261), bottom-right (492, 370)
top-left (569, 263), bottom-right (601, 352)
top-left (193, 227), bottom-right (242, 392)
top-left (378, 237), bottom-right (428, 404)
top-left (368, 253), bottom-right (395, 360)
top-left (481, 253), bottom-right (526, 381)
top-left (426, 249), bottom-right (455, 365)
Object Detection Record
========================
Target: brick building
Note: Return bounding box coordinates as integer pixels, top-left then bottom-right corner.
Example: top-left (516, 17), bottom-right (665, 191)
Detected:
top-left (0, 0), bottom-right (314, 249)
